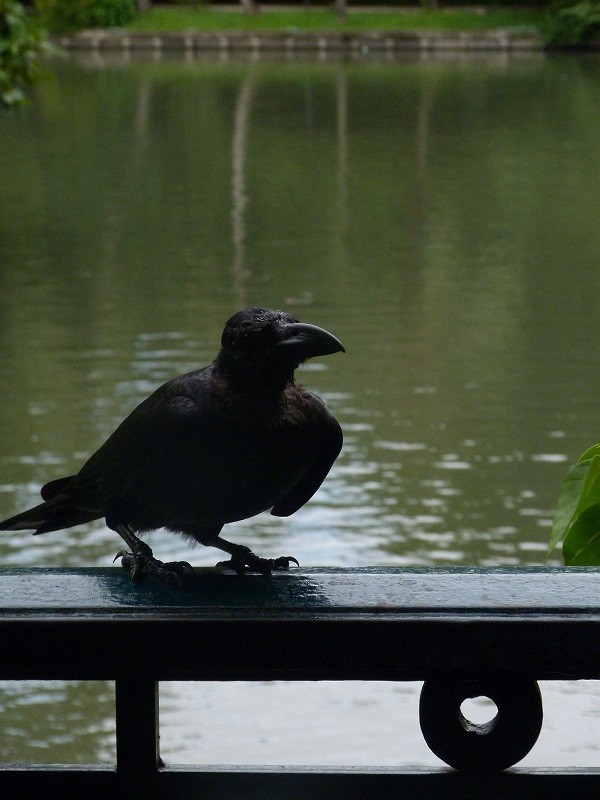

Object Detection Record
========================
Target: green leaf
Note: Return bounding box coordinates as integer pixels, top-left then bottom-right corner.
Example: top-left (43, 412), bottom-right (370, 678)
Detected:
top-left (575, 455), bottom-right (600, 516)
top-left (577, 442), bottom-right (600, 464)
top-left (548, 459), bottom-right (593, 553)
top-left (563, 503), bottom-right (600, 565)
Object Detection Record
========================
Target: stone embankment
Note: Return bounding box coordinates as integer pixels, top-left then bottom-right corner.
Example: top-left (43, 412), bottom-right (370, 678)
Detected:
top-left (55, 28), bottom-right (545, 53)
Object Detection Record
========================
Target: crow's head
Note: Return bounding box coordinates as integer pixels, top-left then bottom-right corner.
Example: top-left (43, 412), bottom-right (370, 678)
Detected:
top-left (216, 307), bottom-right (344, 389)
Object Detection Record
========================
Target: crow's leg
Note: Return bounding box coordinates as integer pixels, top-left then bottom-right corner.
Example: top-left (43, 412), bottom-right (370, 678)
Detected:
top-left (110, 522), bottom-right (193, 587)
top-left (201, 535), bottom-right (299, 576)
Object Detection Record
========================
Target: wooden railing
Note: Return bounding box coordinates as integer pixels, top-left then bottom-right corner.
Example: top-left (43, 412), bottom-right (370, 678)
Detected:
top-left (0, 566), bottom-right (599, 798)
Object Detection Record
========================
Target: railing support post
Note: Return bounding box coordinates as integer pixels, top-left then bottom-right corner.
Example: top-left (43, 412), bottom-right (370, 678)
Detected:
top-left (115, 678), bottom-right (160, 779)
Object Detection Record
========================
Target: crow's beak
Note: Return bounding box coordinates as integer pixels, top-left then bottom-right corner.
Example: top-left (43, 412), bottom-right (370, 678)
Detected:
top-left (276, 323), bottom-right (345, 361)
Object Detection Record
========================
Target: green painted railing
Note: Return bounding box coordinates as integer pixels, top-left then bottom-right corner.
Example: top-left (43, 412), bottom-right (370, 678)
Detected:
top-left (0, 566), bottom-right (599, 798)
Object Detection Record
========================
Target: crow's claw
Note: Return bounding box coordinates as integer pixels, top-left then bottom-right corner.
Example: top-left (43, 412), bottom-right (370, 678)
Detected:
top-left (114, 548), bottom-right (191, 588)
top-left (216, 550), bottom-right (299, 577)
top-left (272, 556), bottom-right (300, 570)
top-left (174, 561), bottom-right (195, 575)
top-left (215, 555), bottom-right (246, 575)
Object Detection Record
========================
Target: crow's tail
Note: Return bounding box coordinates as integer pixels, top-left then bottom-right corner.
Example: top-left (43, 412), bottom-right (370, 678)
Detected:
top-left (0, 476), bottom-right (103, 535)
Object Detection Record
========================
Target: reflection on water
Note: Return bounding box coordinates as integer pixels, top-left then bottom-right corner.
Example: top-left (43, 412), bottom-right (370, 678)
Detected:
top-left (0, 681), bottom-right (114, 764)
top-left (1, 50), bottom-right (599, 766)
top-left (159, 680), bottom-right (600, 769)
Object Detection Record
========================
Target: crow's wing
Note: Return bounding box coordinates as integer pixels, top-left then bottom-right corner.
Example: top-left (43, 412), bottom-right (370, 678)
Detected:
top-left (271, 406), bottom-right (342, 518)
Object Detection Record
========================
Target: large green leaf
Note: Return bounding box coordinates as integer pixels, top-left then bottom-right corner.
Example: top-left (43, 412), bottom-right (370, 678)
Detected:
top-left (577, 442), bottom-right (600, 464)
top-left (574, 455), bottom-right (600, 516)
top-left (548, 459), bottom-right (593, 553)
top-left (563, 503), bottom-right (600, 565)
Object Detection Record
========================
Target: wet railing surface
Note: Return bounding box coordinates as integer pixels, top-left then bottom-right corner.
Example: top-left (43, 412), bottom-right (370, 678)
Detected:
top-left (1, 566), bottom-right (599, 798)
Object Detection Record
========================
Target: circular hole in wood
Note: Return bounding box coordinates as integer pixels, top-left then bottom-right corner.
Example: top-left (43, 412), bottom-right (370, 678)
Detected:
top-left (460, 696), bottom-right (499, 734)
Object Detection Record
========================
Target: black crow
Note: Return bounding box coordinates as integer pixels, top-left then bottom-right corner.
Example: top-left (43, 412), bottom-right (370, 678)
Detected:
top-left (0, 308), bottom-right (344, 586)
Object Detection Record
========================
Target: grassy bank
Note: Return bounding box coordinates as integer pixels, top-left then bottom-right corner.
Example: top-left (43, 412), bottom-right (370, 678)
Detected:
top-left (125, 6), bottom-right (545, 33)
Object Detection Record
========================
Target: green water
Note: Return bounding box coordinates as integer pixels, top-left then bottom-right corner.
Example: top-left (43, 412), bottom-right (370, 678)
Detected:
top-left (1, 51), bottom-right (599, 767)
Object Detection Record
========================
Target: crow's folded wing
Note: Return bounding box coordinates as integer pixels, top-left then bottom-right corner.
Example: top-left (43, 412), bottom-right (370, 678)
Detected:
top-left (271, 410), bottom-right (342, 517)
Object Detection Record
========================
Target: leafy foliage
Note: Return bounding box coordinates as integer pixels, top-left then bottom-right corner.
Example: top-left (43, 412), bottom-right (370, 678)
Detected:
top-left (550, 444), bottom-right (600, 565)
top-left (544, 0), bottom-right (600, 45)
top-left (0, 0), bottom-right (51, 106)
top-left (36, 0), bottom-right (135, 31)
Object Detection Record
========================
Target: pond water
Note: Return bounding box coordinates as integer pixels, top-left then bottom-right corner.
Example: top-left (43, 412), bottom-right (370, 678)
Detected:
top-left (1, 50), bottom-right (599, 768)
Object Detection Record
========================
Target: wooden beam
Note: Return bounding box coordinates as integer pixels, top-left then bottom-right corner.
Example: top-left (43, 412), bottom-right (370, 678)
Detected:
top-left (0, 567), bottom-right (598, 681)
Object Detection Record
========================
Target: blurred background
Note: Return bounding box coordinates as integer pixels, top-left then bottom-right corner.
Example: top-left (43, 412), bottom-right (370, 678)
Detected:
top-left (1, 51), bottom-right (599, 767)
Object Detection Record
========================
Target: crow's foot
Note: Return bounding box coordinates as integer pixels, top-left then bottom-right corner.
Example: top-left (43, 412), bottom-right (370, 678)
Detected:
top-left (216, 547), bottom-right (299, 577)
top-left (114, 544), bottom-right (193, 588)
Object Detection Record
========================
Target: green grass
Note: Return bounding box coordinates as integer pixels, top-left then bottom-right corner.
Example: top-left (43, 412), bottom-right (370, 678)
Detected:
top-left (124, 6), bottom-right (545, 33)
